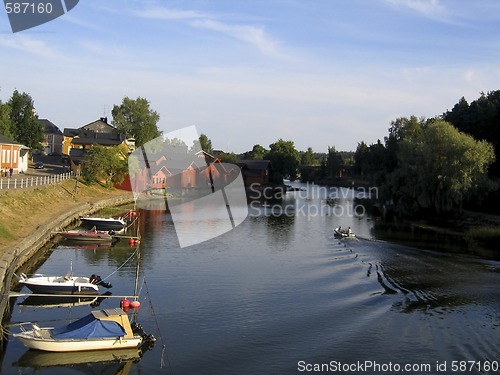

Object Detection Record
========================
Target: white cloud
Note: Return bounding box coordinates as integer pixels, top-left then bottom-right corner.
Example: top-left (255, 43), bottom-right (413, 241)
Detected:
top-left (190, 19), bottom-right (283, 58)
top-left (134, 5), bottom-right (285, 58)
top-left (384, 0), bottom-right (451, 23)
top-left (134, 7), bottom-right (206, 20)
top-left (0, 34), bottom-right (65, 60)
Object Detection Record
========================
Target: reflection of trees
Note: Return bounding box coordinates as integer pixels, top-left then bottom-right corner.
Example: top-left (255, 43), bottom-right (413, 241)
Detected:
top-left (265, 212), bottom-right (295, 251)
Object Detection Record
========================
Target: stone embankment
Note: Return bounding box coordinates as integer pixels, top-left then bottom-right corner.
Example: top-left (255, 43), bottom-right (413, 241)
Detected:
top-left (0, 193), bottom-right (134, 325)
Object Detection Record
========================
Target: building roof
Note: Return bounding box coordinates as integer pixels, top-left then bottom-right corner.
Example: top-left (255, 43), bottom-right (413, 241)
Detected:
top-left (37, 119), bottom-right (63, 135)
top-left (71, 136), bottom-right (124, 146)
top-left (80, 117), bottom-right (115, 133)
top-left (236, 160), bottom-right (272, 170)
top-left (0, 134), bottom-right (24, 147)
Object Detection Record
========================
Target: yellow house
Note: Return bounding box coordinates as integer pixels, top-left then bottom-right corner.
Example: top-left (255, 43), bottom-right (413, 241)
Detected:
top-left (62, 117), bottom-right (132, 170)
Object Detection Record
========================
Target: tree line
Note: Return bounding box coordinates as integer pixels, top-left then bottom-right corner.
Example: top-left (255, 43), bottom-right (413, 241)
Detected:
top-left (4, 87), bottom-right (498, 218)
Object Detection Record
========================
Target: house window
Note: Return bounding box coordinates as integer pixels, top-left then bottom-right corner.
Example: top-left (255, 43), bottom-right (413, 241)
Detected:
top-left (6, 150), bottom-right (10, 163)
top-left (13, 151), bottom-right (17, 163)
top-left (1, 149), bottom-right (4, 163)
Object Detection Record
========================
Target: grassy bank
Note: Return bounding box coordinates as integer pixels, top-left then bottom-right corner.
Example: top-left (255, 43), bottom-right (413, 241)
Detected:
top-left (0, 179), bottom-right (132, 254)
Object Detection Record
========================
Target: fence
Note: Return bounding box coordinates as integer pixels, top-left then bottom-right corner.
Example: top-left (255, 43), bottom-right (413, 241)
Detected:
top-left (0, 172), bottom-right (74, 190)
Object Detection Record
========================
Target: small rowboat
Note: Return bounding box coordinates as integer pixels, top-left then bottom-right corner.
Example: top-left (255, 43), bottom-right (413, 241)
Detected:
top-left (334, 228), bottom-right (356, 238)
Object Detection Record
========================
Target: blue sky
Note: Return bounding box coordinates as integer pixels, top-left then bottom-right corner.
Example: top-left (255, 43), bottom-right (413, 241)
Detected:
top-left (1, 0), bottom-right (499, 153)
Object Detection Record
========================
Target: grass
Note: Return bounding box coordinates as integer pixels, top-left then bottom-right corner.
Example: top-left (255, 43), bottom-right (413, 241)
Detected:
top-left (0, 179), bottom-right (132, 252)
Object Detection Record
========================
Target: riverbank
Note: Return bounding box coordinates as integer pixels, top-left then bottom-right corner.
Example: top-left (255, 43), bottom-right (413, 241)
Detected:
top-left (0, 179), bottom-right (134, 324)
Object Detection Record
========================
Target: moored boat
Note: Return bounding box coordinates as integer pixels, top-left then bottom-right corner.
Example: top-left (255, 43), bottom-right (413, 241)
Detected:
top-left (79, 217), bottom-right (127, 230)
top-left (79, 209), bottom-right (137, 230)
top-left (18, 272), bottom-right (112, 295)
top-left (57, 227), bottom-right (113, 242)
top-left (13, 308), bottom-right (152, 352)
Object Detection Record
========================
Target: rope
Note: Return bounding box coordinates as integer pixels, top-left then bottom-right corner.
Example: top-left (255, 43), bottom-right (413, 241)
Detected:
top-left (100, 246), bottom-right (140, 282)
top-left (143, 278), bottom-right (173, 373)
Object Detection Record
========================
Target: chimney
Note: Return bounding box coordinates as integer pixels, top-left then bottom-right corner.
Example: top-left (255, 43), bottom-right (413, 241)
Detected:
top-left (100, 117), bottom-right (108, 123)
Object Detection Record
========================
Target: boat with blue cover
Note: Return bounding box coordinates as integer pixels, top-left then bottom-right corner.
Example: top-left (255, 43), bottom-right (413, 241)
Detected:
top-left (13, 308), bottom-right (151, 352)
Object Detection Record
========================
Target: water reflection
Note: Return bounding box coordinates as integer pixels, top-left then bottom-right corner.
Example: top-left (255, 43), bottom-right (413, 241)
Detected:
top-left (14, 348), bottom-right (141, 374)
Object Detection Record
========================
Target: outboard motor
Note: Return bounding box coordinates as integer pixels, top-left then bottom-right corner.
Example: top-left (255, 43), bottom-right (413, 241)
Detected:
top-left (89, 274), bottom-right (112, 288)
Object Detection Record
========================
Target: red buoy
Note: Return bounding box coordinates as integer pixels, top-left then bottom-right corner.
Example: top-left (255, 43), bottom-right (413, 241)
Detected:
top-left (121, 299), bottom-right (130, 308)
top-left (129, 238), bottom-right (141, 246)
top-left (130, 300), bottom-right (141, 309)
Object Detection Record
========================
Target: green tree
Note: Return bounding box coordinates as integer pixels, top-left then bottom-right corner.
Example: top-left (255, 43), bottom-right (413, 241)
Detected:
top-left (8, 90), bottom-right (43, 150)
top-left (387, 119), bottom-right (495, 215)
top-left (325, 146), bottom-right (343, 178)
top-left (0, 101), bottom-right (13, 138)
top-left (444, 91), bottom-right (500, 177)
top-left (243, 144), bottom-right (267, 160)
top-left (218, 152), bottom-right (238, 163)
top-left (112, 96), bottom-right (161, 148)
top-left (268, 139), bottom-right (300, 180)
top-left (301, 147), bottom-right (316, 165)
top-left (198, 134), bottom-right (213, 154)
top-left (81, 146), bottom-right (128, 187)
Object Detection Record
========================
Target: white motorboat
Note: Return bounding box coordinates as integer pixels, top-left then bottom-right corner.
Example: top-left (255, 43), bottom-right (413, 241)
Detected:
top-left (13, 308), bottom-right (149, 352)
top-left (18, 271), bottom-right (111, 295)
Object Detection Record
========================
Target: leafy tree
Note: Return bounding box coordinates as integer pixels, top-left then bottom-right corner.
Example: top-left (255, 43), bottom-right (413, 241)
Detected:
top-left (81, 146), bottom-right (128, 187)
top-left (268, 139), bottom-right (300, 180)
top-left (243, 144), bottom-right (267, 160)
top-left (301, 147), bottom-right (316, 165)
top-left (112, 96), bottom-right (161, 148)
top-left (325, 146), bottom-right (343, 178)
top-left (443, 91), bottom-right (500, 177)
top-left (217, 152), bottom-right (238, 163)
top-left (354, 141), bottom-right (368, 175)
top-left (0, 101), bottom-right (13, 138)
top-left (353, 139), bottom-right (387, 184)
top-left (7, 90), bottom-right (43, 150)
top-left (387, 119), bottom-right (495, 215)
top-left (198, 134), bottom-right (213, 154)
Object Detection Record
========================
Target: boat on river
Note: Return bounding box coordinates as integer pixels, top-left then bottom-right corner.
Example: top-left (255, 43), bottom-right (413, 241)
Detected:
top-left (13, 308), bottom-right (149, 352)
top-left (79, 210), bottom-right (137, 230)
top-left (18, 272), bottom-right (112, 295)
top-left (57, 227), bottom-right (113, 242)
top-left (334, 227), bottom-right (356, 238)
top-left (79, 216), bottom-right (127, 230)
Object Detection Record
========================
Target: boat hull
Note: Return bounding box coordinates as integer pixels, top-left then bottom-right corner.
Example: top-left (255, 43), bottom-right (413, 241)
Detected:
top-left (22, 283), bottom-right (99, 295)
top-left (19, 275), bottom-right (100, 295)
top-left (14, 331), bottom-right (142, 352)
top-left (80, 218), bottom-right (126, 230)
top-left (334, 230), bottom-right (356, 238)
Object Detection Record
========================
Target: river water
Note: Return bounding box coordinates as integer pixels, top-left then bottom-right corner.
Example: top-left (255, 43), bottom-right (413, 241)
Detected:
top-left (2, 183), bottom-right (500, 374)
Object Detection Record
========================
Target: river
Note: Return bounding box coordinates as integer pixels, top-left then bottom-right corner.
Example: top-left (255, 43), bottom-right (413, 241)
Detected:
top-left (2, 183), bottom-right (500, 374)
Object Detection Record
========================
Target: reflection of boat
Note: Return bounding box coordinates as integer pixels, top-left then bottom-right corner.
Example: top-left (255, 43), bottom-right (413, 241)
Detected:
top-left (18, 292), bottom-right (111, 308)
top-left (13, 308), bottom-right (148, 352)
top-left (14, 347), bottom-right (140, 369)
top-left (62, 241), bottom-right (112, 250)
top-left (57, 227), bottom-right (113, 242)
top-left (18, 271), bottom-right (112, 295)
top-left (334, 228), bottom-right (356, 238)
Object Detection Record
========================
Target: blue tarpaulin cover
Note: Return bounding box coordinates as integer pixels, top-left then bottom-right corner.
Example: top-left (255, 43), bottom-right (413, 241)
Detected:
top-left (51, 313), bottom-right (125, 339)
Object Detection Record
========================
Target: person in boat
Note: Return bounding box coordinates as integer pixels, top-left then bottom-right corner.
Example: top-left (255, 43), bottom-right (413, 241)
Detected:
top-left (336, 226), bottom-right (342, 233)
top-left (347, 227), bottom-right (352, 235)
